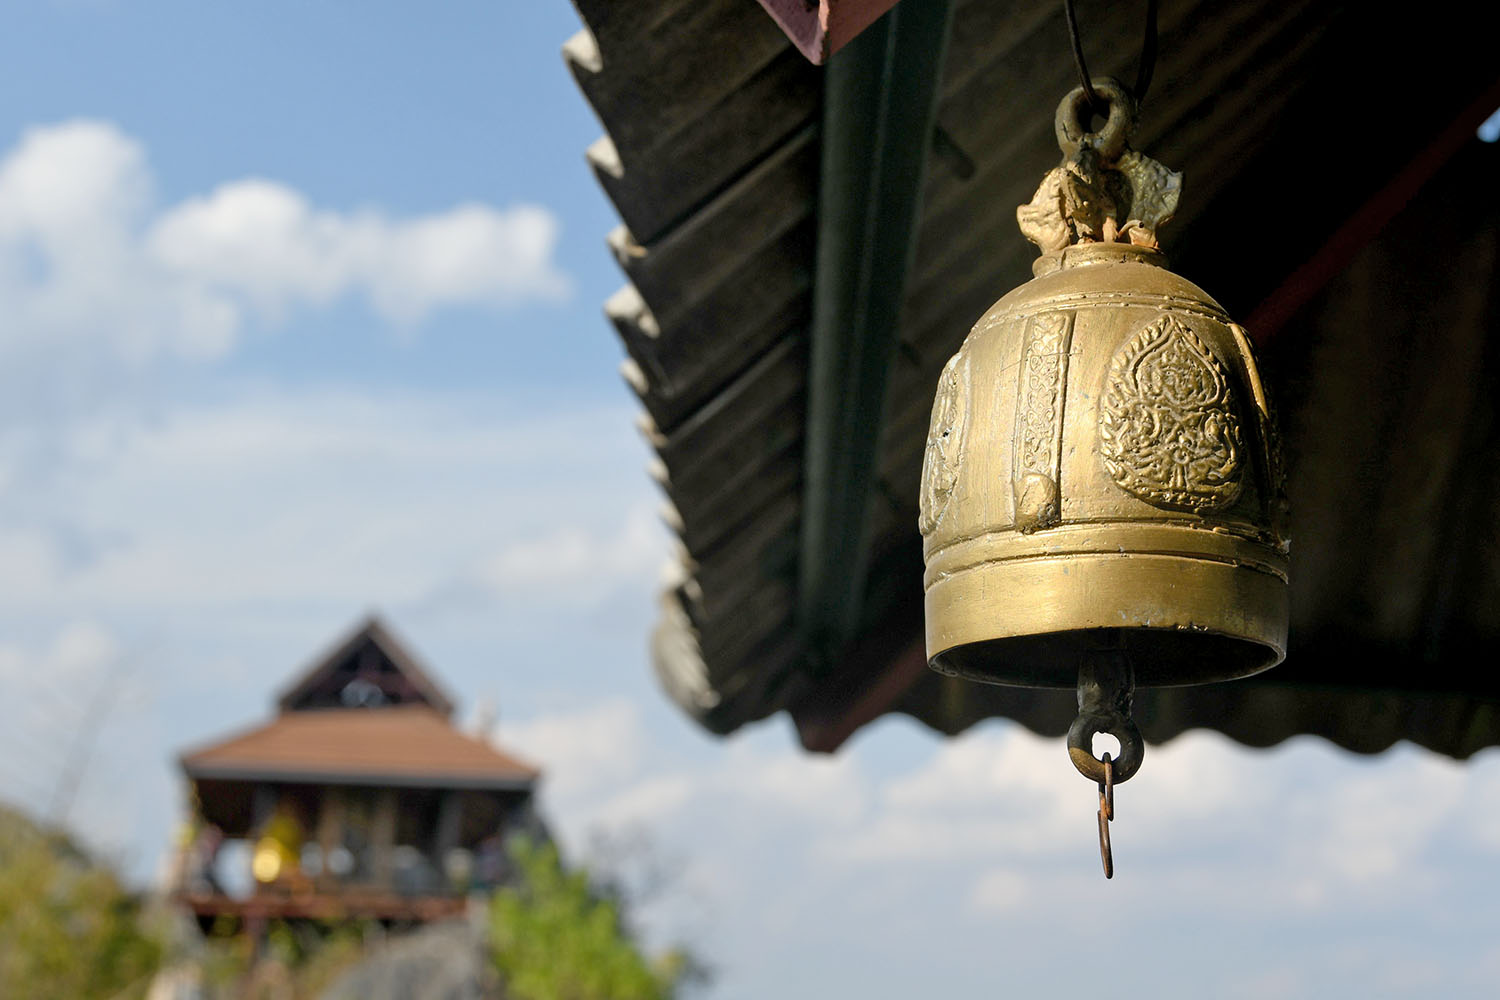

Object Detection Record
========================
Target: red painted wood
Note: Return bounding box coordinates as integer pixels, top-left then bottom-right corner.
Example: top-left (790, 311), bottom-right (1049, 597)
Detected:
top-left (794, 636), bottom-right (928, 753)
top-left (756, 0), bottom-right (904, 64)
top-left (1245, 75), bottom-right (1500, 346)
top-left (177, 889), bottom-right (467, 923)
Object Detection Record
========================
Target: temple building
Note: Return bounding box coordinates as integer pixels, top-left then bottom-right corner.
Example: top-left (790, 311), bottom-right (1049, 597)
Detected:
top-left (173, 616), bottom-right (541, 927)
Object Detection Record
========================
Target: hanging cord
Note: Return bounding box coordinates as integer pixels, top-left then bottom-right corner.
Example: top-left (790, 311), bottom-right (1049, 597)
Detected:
top-left (1063, 0), bottom-right (1159, 116)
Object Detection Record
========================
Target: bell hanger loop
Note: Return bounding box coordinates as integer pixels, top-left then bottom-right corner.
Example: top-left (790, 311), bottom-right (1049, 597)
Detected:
top-left (1062, 0), bottom-right (1159, 117)
top-left (1054, 79), bottom-right (1136, 163)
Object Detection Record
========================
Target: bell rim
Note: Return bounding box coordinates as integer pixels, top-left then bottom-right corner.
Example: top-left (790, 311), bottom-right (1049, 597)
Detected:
top-left (927, 627), bottom-right (1288, 689)
top-left (924, 542), bottom-right (1289, 688)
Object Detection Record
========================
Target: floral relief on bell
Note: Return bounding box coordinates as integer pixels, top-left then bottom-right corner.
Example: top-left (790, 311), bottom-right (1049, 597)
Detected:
top-left (1100, 313), bottom-right (1245, 513)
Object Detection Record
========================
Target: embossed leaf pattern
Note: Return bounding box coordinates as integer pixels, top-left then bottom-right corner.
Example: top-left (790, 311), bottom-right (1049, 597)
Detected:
top-left (1100, 316), bottom-right (1244, 511)
top-left (1115, 150), bottom-right (1182, 233)
top-left (1020, 327), bottom-right (1065, 470)
top-left (919, 350), bottom-right (967, 536)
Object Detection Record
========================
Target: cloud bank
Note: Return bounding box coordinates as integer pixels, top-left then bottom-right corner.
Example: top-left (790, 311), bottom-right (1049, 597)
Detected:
top-left (499, 701), bottom-right (1500, 1000)
top-left (0, 120), bottom-right (569, 367)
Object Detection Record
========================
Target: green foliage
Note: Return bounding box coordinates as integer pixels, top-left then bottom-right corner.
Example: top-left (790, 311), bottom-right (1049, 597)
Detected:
top-left (0, 805), bottom-right (163, 1000)
top-left (489, 839), bottom-right (689, 1000)
top-left (197, 917), bottom-right (371, 1000)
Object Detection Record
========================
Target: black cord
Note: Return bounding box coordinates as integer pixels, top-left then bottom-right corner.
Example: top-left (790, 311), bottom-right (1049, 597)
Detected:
top-left (1063, 0), bottom-right (1159, 114)
top-left (1135, 0), bottom-right (1158, 105)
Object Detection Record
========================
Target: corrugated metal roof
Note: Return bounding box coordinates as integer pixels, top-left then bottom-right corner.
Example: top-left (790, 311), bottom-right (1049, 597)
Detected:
top-left (567, 0), bottom-right (1500, 757)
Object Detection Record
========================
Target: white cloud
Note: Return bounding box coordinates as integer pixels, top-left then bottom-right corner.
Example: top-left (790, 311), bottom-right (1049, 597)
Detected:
top-left (835, 727), bottom-right (1078, 862)
top-left (0, 119), bottom-right (569, 372)
top-left (0, 389), bottom-right (650, 614)
top-left (594, 775), bottom-right (697, 831)
top-left (149, 181), bottom-right (569, 324)
top-left (967, 867), bottom-right (1029, 911)
top-left (0, 121), bottom-right (234, 364)
top-left (501, 699), bottom-right (650, 803)
top-left (471, 503), bottom-right (666, 606)
top-left (1276, 747), bottom-right (1468, 895)
top-left (495, 704), bottom-right (1500, 1000)
top-left (733, 745), bottom-right (867, 827)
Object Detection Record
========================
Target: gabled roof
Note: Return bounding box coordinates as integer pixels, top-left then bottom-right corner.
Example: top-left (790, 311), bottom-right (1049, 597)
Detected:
top-left (275, 615), bottom-right (456, 717)
top-left (180, 704), bottom-right (539, 790)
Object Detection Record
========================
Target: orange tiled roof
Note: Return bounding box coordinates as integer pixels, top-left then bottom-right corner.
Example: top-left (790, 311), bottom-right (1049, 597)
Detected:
top-left (181, 705), bottom-right (539, 789)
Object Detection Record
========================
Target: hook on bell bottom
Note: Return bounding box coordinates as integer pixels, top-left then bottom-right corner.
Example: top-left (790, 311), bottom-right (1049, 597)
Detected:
top-left (1067, 638), bottom-right (1144, 784)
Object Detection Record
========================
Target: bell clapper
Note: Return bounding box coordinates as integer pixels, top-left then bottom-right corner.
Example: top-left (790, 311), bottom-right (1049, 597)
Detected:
top-left (1067, 640), bottom-right (1143, 879)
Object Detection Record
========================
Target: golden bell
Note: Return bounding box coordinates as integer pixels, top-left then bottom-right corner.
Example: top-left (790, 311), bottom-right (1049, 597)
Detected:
top-left (918, 81), bottom-right (1289, 708)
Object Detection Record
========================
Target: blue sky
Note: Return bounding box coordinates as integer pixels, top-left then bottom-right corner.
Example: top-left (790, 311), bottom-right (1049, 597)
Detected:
top-left (2, 4), bottom-right (1500, 999)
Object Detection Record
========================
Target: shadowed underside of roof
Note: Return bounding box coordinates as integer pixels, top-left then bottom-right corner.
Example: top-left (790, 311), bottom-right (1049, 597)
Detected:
top-left (566, 0), bottom-right (1500, 758)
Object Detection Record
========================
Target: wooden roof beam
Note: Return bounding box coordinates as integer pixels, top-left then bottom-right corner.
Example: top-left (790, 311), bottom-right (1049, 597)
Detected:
top-left (798, 1), bottom-right (953, 673)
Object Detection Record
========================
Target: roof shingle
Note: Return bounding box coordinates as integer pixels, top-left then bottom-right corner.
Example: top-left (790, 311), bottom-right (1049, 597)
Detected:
top-left (181, 705), bottom-right (539, 790)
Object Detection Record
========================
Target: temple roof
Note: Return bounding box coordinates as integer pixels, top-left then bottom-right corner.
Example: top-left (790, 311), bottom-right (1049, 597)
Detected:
top-left (182, 616), bottom-right (538, 790)
top-left (180, 704), bottom-right (539, 790)
top-left (275, 615), bottom-right (457, 717)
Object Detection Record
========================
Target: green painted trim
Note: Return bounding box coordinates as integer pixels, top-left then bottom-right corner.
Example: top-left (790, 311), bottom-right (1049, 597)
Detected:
top-left (799, 0), bottom-right (954, 667)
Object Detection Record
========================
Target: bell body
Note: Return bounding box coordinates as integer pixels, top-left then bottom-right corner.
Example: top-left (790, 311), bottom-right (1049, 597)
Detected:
top-left (919, 242), bottom-right (1288, 688)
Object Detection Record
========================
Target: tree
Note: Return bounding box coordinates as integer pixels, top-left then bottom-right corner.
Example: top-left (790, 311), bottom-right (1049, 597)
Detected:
top-left (488, 839), bottom-right (694, 1000)
top-left (0, 805), bottom-right (163, 999)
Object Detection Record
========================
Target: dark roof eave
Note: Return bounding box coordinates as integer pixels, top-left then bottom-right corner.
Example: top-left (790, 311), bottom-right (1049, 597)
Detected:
top-left (182, 764), bottom-right (538, 792)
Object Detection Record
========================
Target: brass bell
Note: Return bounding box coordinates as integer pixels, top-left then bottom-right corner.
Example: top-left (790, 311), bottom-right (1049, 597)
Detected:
top-left (918, 80), bottom-right (1289, 794)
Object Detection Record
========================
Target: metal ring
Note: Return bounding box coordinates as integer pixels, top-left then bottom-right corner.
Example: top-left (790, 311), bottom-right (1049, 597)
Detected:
top-left (1066, 710), bottom-right (1144, 784)
top-left (1097, 804), bottom-right (1113, 879)
top-left (1054, 78), bottom-right (1136, 162)
top-left (1100, 753), bottom-right (1114, 820)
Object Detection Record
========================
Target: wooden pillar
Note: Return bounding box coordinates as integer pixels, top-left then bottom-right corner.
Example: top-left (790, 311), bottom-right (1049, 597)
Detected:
top-left (251, 784), bottom-right (276, 834)
top-left (316, 786), bottom-right (344, 890)
top-left (248, 785), bottom-right (278, 897)
top-left (370, 788), bottom-right (398, 887)
top-left (434, 790), bottom-right (463, 860)
top-left (433, 790), bottom-right (465, 892)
